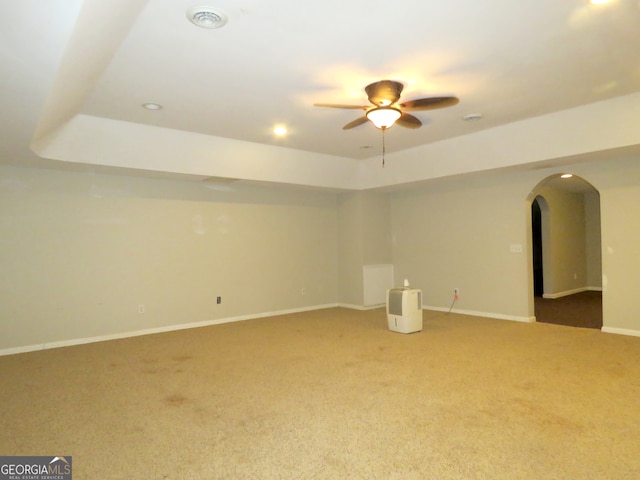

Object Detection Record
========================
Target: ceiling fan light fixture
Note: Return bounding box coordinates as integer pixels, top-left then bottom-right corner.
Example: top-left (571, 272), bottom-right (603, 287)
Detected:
top-left (366, 106), bottom-right (402, 129)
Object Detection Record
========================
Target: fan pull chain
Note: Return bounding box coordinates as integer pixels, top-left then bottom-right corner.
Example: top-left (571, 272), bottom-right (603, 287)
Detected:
top-left (382, 126), bottom-right (386, 167)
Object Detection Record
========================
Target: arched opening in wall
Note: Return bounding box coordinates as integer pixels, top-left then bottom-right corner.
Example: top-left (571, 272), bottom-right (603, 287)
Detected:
top-left (528, 174), bottom-right (603, 329)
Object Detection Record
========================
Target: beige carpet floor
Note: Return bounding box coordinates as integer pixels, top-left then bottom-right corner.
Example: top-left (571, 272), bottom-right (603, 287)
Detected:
top-left (2, 308), bottom-right (640, 479)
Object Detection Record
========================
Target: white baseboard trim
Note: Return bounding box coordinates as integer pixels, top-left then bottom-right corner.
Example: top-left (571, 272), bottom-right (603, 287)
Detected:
top-left (423, 305), bottom-right (534, 323)
top-left (337, 303), bottom-right (384, 311)
top-left (601, 326), bottom-right (640, 337)
top-left (8, 302), bottom-right (633, 356)
top-left (542, 286), bottom-right (602, 299)
top-left (0, 303), bottom-right (339, 357)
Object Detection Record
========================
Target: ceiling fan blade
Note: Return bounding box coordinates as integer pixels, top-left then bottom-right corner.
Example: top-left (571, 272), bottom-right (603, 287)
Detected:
top-left (365, 80), bottom-right (404, 106)
top-left (396, 113), bottom-right (422, 129)
top-left (399, 96), bottom-right (459, 111)
top-left (342, 116), bottom-right (369, 130)
top-left (314, 103), bottom-right (368, 110)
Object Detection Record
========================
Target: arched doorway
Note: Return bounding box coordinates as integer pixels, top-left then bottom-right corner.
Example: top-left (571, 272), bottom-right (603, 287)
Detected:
top-left (528, 174), bottom-right (603, 329)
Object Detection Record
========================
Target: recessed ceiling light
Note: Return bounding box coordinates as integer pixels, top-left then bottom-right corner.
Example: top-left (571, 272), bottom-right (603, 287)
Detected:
top-left (273, 126), bottom-right (287, 136)
top-left (463, 113), bottom-right (483, 121)
top-left (142, 103), bottom-right (162, 110)
top-left (561, 173), bottom-right (573, 178)
top-left (186, 6), bottom-right (228, 29)
top-left (589, 0), bottom-right (612, 4)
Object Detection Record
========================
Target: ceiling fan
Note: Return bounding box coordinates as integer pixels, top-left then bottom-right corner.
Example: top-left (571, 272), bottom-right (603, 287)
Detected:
top-left (314, 80), bottom-right (459, 130)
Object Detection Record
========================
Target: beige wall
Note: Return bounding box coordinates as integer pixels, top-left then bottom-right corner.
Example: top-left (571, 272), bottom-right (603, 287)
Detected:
top-left (2, 154), bottom-right (640, 352)
top-left (337, 191), bottom-right (392, 307)
top-left (558, 156), bottom-right (640, 333)
top-left (389, 155), bottom-right (640, 332)
top-left (599, 184), bottom-right (640, 331)
top-left (0, 166), bottom-right (339, 351)
top-left (337, 193), bottom-right (362, 307)
top-left (390, 175), bottom-right (532, 320)
top-left (584, 190), bottom-right (602, 289)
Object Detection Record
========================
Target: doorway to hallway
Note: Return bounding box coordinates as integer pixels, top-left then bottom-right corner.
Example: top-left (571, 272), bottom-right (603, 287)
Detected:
top-left (529, 174), bottom-right (603, 329)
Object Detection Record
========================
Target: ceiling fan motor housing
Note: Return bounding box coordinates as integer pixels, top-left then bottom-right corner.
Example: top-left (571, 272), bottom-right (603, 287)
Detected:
top-left (365, 80), bottom-right (404, 106)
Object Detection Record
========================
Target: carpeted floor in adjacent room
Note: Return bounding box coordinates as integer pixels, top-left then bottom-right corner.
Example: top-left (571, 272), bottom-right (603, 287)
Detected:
top-left (1, 307), bottom-right (639, 479)
top-left (534, 290), bottom-right (603, 329)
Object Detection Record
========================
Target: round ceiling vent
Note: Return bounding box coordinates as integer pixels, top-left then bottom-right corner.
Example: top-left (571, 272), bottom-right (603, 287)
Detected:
top-left (186, 6), bottom-right (228, 29)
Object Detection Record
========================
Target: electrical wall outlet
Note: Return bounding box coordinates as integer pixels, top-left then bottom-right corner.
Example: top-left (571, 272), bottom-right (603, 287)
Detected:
top-left (216, 296), bottom-right (221, 304)
top-left (454, 288), bottom-right (460, 296)
top-left (138, 304), bottom-right (145, 314)
top-left (301, 288), bottom-right (307, 295)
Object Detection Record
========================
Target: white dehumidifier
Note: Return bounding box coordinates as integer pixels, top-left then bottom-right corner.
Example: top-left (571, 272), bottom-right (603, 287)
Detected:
top-left (386, 288), bottom-right (423, 334)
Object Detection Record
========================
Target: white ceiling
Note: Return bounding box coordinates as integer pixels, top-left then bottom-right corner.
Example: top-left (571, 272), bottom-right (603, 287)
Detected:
top-left (2, 0), bottom-right (640, 189)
